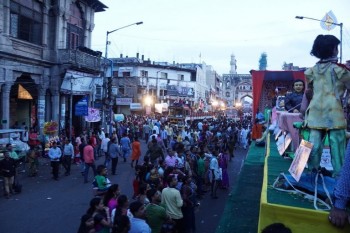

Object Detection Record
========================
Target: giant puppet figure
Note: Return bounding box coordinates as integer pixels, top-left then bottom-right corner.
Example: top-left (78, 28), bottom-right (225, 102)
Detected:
top-left (304, 35), bottom-right (350, 176)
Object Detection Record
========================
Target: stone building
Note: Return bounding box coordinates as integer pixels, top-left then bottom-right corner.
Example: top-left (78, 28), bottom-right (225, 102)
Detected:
top-left (0, 0), bottom-right (106, 136)
top-left (222, 54), bottom-right (252, 107)
top-left (107, 55), bottom-right (198, 115)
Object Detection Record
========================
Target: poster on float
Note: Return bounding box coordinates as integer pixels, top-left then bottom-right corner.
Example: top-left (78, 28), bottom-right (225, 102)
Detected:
top-left (288, 140), bottom-right (313, 182)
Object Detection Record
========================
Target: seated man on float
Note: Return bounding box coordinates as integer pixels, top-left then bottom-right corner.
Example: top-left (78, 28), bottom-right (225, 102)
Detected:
top-left (284, 79), bottom-right (305, 113)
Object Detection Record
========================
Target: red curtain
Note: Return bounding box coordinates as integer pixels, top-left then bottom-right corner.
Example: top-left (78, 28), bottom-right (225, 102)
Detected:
top-left (251, 71), bottom-right (265, 120)
top-left (251, 70), bottom-right (306, 120)
top-left (292, 71), bottom-right (306, 81)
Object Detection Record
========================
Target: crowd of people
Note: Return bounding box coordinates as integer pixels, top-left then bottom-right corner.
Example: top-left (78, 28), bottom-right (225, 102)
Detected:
top-left (70, 114), bottom-right (252, 233)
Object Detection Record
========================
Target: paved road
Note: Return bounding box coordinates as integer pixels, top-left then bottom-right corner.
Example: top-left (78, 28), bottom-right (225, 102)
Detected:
top-left (0, 140), bottom-right (247, 233)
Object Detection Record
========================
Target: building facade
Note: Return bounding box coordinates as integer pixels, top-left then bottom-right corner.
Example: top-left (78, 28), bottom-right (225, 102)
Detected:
top-left (222, 54), bottom-right (253, 107)
top-left (107, 55), bottom-right (214, 114)
top-left (0, 0), bottom-right (106, 136)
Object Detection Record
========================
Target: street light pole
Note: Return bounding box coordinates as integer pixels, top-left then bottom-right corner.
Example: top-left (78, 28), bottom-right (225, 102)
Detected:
top-left (103, 21), bottom-right (143, 128)
top-left (295, 16), bottom-right (343, 63)
top-left (105, 21), bottom-right (143, 58)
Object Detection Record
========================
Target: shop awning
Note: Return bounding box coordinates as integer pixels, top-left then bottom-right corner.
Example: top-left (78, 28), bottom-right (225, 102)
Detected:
top-left (61, 72), bottom-right (103, 95)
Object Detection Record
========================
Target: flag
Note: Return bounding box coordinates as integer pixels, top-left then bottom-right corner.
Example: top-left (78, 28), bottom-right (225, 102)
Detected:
top-left (84, 108), bottom-right (101, 122)
top-left (320, 10), bottom-right (337, 31)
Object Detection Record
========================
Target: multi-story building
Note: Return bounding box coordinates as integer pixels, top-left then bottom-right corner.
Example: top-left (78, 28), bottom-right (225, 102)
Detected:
top-left (0, 0), bottom-right (106, 136)
top-left (177, 62), bottom-right (210, 110)
top-left (107, 55), bottom-right (213, 114)
top-left (206, 65), bottom-right (223, 103)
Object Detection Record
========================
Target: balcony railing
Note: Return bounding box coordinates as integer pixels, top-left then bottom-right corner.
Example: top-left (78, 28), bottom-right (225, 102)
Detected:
top-left (57, 49), bottom-right (101, 72)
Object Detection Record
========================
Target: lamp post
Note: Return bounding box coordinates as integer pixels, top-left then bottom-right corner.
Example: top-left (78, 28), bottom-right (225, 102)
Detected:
top-left (105, 21), bottom-right (143, 58)
top-left (295, 15), bottom-right (343, 62)
top-left (103, 21), bottom-right (143, 128)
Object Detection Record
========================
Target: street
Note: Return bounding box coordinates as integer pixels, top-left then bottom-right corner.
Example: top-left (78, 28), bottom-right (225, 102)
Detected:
top-left (0, 140), bottom-right (247, 233)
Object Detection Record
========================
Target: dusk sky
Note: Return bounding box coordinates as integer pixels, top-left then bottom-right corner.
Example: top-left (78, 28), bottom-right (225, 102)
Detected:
top-left (91, 0), bottom-right (350, 74)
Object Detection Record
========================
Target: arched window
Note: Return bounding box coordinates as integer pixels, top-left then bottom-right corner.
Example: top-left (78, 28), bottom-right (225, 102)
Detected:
top-left (67, 3), bottom-right (84, 49)
top-left (68, 3), bottom-right (83, 27)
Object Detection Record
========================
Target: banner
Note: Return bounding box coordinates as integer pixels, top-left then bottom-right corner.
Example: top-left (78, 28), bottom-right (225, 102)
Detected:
top-left (75, 96), bottom-right (89, 116)
top-left (167, 85), bottom-right (194, 97)
top-left (130, 103), bottom-right (142, 110)
top-left (288, 140), bottom-right (313, 182)
top-left (116, 98), bottom-right (132, 105)
top-left (155, 103), bottom-right (169, 113)
top-left (84, 108), bottom-right (101, 122)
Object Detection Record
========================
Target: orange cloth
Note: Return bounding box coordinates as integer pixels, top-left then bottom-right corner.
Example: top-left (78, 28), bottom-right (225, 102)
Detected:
top-left (252, 124), bottom-right (263, 140)
top-left (131, 141), bottom-right (141, 160)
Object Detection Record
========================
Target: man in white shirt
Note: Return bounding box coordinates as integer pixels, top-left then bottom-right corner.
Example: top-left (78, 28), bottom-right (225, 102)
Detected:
top-left (62, 138), bottom-right (74, 176)
top-left (101, 133), bottom-right (110, 161)
top-left (48, 141), bottom-right (62, 180)
top-left (153, 124), bottom-right (159, 135)
top-left (22, 126), bottom-right (29, 143)
top-left (209, 151), bottom-right (220, 199)
top-left (160, 127), bottom-right (168, 148)
top-left (148, 130), bottom-right (158, 144)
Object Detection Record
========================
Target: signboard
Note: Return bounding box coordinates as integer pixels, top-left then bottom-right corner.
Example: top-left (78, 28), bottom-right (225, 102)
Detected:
top-left (167, 85), bottom-right (194, 97)
top-left (130, 103), bottom-right (143, 110)
top-left (276, 133), bottom-right (292, 156)
top-left (114, 114), bottom-right (125, 122)
top-left (75, 96), bottom-right (89, 116)
top-left (61, 71), bottom-right (102, 95)
top-left (116, 98), bottom-right (132, 106)
top-left (155, 103), bottom-right (169, 113)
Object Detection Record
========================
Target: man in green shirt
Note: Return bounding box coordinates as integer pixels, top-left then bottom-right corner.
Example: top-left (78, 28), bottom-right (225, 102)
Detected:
top-left (94, 165), bottom-right (110, 192)
top-left (145, 189), bottom-right (168, 233)
top-left (6, 144), bottom-right (19, 160)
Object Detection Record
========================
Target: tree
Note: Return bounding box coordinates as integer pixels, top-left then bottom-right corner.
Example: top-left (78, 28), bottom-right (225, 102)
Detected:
top-left (259, 52), bottom-right (267, 70)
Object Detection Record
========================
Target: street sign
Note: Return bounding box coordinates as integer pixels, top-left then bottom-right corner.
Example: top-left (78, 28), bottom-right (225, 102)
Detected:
top-left (75, 96), bottom-right (89, 116)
